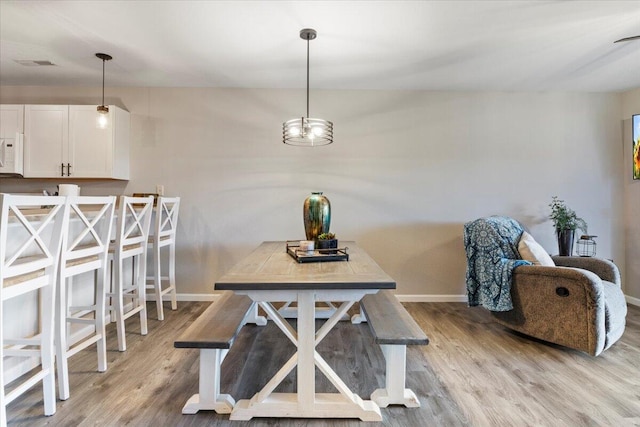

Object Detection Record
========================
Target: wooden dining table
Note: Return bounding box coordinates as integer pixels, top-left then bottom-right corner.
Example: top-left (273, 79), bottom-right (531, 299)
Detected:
top-left (215, 241), bottom-right (396, 421)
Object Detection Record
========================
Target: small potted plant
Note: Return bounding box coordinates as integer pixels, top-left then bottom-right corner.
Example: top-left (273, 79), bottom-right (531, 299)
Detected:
top-left (316, 232), bottom-right (338, 254)
top-left (549, 196), bottom-right (588, 256)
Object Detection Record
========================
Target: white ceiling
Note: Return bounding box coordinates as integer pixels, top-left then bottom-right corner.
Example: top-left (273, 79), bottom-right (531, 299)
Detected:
top-left (1, 0), bottom-right (639, 92)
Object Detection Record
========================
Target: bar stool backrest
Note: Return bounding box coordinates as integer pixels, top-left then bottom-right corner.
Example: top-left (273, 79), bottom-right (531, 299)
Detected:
top-left (0, 194), bottom-right (68, 300)
top-left (60, 196), bottom-right (116, 276)
top-left (153, 197), bottom-right (180, 247)
top-left (0, 194), bottom-right (68, 422)
top-left (146, 196), bottom-right (180, 321)
top-left (114, 196), bottom-right (154, 259)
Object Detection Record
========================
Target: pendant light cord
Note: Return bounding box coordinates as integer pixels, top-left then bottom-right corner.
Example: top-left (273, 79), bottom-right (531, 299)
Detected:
top-left (101, 58), bottom-right (105, 106)
top-left (306, 37), bottom-right (310, 118)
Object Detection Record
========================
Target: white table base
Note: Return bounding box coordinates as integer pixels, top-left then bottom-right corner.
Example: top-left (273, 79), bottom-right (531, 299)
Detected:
top-left (244, 304), bottom-right (267, 326)
top-left (230, 289), bottom-right (382, 422)
top-left (278, 301), bottom-right (350, 320)
top-left (231, 393), bottom-right (381, 421)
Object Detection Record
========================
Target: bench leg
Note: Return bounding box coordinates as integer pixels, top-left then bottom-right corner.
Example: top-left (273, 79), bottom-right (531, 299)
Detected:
top-left (371, 345), bottom-right (420, 408)
top-left (182, 349), bottom-right (235, 414)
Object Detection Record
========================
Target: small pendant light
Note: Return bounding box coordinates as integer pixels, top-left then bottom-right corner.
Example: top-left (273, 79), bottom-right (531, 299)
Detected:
top-left (95, 53), bottom-right (112, 129)
top-left (283, 29), bottom-right (333, 146)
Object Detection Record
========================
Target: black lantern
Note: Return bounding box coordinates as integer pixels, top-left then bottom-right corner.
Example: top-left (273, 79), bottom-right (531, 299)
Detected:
top-left (576, 235), bottom-right (597, 257)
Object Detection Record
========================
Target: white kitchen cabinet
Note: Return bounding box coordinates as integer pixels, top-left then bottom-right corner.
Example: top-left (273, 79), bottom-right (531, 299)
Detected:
top-left (0, 104), bottom-right (24, 175)
top-left (23, 104), bottom-right (130, 179)
top-left (23, 105), bottom-right (68, 177)
top-left (68, 105), bottom-right (130, 179)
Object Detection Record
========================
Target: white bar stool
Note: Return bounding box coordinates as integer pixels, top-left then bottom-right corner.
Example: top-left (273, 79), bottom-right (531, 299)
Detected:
top-left (107, 195), bottom-right (154, 352)
top-left (55, 196), bottom-right (116, 401)
top-left (146, 196), bottom-right (180, 320)
top-left (0, 194), bottom-right (68, 425)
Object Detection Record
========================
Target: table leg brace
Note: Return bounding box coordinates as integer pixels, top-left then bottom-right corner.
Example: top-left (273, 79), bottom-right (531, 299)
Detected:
top-left (244, 302), bottom-right (267, 326)
top-left (371, 344), bottom-right (420, 408)
top-left (182, 348), bottom-right (235, 414)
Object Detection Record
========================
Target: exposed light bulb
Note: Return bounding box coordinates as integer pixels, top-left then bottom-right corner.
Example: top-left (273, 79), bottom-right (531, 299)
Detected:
top-left (96, 110), bottom-right (108, 129)
top-left (303, 124), bottom-right (314, 139)
top-left (289, 127), bottom-right (300, 136)
top-left (312, 127), bottom-right (323, 137)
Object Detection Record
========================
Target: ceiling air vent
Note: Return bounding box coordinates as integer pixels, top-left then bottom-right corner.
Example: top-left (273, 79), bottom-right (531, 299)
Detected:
top-left (14, 59), bottom-right (56, 66)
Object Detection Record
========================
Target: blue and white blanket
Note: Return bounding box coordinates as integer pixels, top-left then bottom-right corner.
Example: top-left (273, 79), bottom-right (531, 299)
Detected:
top-left (463, 216), bottom-right (531, 312)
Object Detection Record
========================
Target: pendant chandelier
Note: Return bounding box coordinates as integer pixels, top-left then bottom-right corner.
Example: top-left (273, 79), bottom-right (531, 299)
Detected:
top-left (95, 53), bottom-right (112, 129)
top-left (283, 29), bottom-right (333, 146)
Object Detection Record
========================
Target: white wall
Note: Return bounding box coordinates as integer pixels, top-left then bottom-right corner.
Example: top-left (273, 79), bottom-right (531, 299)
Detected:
top-left (0, 87), bottom-right (625, 298)
top-left (622, 88), bottom-right (640, 300)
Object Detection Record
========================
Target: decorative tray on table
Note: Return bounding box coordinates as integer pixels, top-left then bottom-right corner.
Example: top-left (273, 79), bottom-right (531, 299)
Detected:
top-left (286, 240), bottom-right (349, 263)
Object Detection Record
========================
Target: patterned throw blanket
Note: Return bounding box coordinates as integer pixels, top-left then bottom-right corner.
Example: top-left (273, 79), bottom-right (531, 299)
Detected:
top-left (463, 216), bottom-right (532, 312)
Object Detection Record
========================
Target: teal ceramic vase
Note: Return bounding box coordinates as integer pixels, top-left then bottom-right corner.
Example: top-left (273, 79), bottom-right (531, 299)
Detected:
top-left (303, 192), bottom-right (331, 240)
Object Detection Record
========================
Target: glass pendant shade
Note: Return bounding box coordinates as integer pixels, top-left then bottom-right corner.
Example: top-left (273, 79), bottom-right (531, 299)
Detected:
top-left (283, 29), bottom-right (333, 146)
top-left (283, 117), bottom-right (333, 146)
top-left (95, 53), bottom-right (112, 130)
top-left (96, 105), bottom-right (109, 129)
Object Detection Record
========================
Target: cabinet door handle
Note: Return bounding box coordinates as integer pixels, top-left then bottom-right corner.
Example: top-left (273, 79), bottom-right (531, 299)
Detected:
top-left (67, 163), bottom-right (71, 176)
top-left (61, 163), bottom-right (65, 176)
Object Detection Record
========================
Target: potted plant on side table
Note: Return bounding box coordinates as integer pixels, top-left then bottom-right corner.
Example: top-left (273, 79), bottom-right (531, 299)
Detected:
top-left (549, 196), bottom-right (588, 256)
top-left (316, 232), bottom-right (338, 254)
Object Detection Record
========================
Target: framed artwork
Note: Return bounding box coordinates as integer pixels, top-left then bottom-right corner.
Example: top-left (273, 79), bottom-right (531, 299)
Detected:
top-left (635, 114), bottom-right (640, 180)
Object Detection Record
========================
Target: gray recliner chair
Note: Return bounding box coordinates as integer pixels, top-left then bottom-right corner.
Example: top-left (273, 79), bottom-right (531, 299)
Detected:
top-left (464, 216), bottom-right (627, 356)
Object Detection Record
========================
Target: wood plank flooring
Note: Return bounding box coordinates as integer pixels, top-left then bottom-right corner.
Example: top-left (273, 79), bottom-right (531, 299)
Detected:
top-left (6, 301), bottom-right (639, 426)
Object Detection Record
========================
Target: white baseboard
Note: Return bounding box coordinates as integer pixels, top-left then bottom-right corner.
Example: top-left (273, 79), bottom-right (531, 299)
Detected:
top-left (166, 292), bottom-right (640, 307)
top-left (395, 293), bottom-right (640, 307)
top-left (395, 294), bottom-right (467, 303)
top-left (148, 293), bottom-right (220, 302)
top-left (166, 293), bottom-right (469, 303)
top-left (626, 295), bottom-right (640, 307)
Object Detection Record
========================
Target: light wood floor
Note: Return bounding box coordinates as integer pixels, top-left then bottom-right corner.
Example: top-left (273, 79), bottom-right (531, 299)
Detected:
top-left (6, 301), bottom-right (640, 426)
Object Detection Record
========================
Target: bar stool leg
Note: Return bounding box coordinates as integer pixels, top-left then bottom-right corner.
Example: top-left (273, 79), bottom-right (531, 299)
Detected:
top-left (153, 242), bottom-right (164, 321)
top-left (96, 269), bottom-right (108, 372)
top-left (56, 277), bottom-right (71, 401)
top-left (109, 259), bottom-right (118, 324)
top-left (169, 242), bottom-right (178, 311)
top-left (115, 256), bottom-right (127, 352)
top-left (137, 253), bottom-right (148, 335)
top-left (41, 279), bottom-right (57, 415)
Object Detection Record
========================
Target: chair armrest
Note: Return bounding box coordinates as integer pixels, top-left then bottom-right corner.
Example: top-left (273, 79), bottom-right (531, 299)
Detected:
top-left (513, 265), bottom-right (605, 312)
top-left (507, 264), bottom-right (607, 356)
top-left (514, 265), bottom-right (606, 312)
top-left (551, 256), bottom-right (620, 286)
top-left (515, 265), bottom-right (604, 297)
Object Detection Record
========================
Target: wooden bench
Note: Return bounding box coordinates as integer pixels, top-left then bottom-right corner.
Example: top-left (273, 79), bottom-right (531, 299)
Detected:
top-left (174, 291), bottom-right (255, 414)
top-left (360, 290), bottom-right (429, 408)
